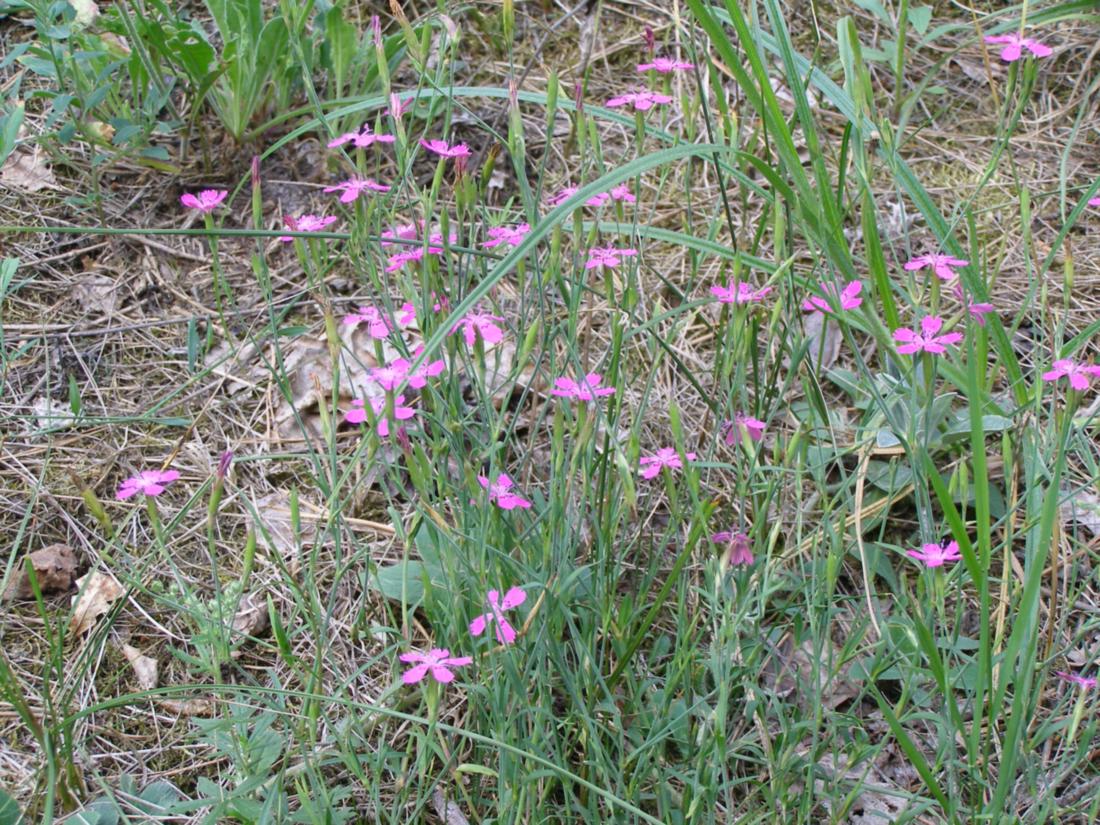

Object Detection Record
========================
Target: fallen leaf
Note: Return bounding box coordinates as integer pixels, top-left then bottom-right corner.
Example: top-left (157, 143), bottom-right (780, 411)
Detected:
top-left (121, 644), bottom-right (158, 690)
top-left (69, 571), bottom-right (124, 637)
top-left (71, 274), bottom-right (119, 316)
top-left (801, 311), bottom-right (842, 371)
top-left (252, 491), bottom-right (318, 568)
top-left (69, 0), bottom-right (99, 28)
top-left (1061, 489), bottom-right (1100, 539)
top-left (431, 787), bottom-right (470, 825)
top-left (158, 698), bottom-right (216, 716)
top-left (0, 144), bottom-right (57, 192)
top-left (3, 543), bottom-right (78, 601)
top-left (231, 591), bottom-right (270, 638)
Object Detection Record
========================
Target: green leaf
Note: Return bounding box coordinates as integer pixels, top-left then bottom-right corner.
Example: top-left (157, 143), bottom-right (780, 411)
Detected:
top-left (0, 100), bottom-right (24, 168)
top-left (370, 560), bottom-right (445, 607)
top-left (323, 7), bottom-right (358, 95)
top-left (0, 789), bottom-right (22, 825)
top-left (909, 5), bottom-right (933, 36)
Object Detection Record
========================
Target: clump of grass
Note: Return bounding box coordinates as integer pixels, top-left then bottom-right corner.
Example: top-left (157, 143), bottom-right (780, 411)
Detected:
top-left (2, 1), bottom-right (1100, 823)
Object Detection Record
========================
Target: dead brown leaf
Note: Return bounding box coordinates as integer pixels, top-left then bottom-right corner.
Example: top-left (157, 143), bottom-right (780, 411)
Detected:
top-left (158, 697), bottom-right (216, 716)
top-left (231, 591), bottom-right (270, 639)
top-left (252, 491), bottom-right (318, 570)
top-left (121, 644), bottom-right (159, 691)
top-left (0, 144), bottom-right (57, 192)
top-left (69, 571), bottom-right (124, 637)
top-left (71, 273), bottom-right (120, 317)
top-left (431, 787), bottom-right (471, 825)
top-left (3, 543), bottom-right (79, 601)
top-left (1061, 488), bottom-right (1100, 539)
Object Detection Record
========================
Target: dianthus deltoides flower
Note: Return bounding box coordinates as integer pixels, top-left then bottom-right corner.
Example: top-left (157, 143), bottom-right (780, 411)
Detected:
top-left (550, 372), bottom-right (616, 402)
top-left (1041, 359), bottom-right (1100, 391)
top-left (637, 58), bottom-right (694, 73)
top-left (710, 281), bottom-right (772, 305)
top-left (469, 586), bottom-right (527, 645)
top-left (802, 280), bottom-right (862, 314)
top-left (399, 648), bottom-right (473, 684)
top-left (906, 539), bottom-right (962, 568)
top-left (323, 177), bottom-right (390, 203)
top-left (478, 473), bottom-right (532, 510)
top-left (712, 530), bottom-right (754, 566)
top-left (606, 90), bottom-right (674, 111)
top-left (639, 448), bottom-right (696, 479)
top-left (278, 214), bottom-right (338, 242)
top-left (328, 124), bottom-right (395, 149)
top-left (117, 468), bottom-right (180, 500)
top-left (1055, 671), bottom-right (1097, 689)
top-left (179, 189), bottom-right (227, 212)
top-left (904, 253), bottom-right (968, 282)
top-left (984, 33), bottom-right (1052, 62)
top-left (893, 316), bottom-right (962, 355)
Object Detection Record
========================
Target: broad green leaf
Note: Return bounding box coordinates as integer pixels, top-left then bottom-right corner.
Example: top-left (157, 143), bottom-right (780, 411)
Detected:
top-left (909, 5), bottom-right (933, 35)
top-left (0, 790), bottom-right (21, 825)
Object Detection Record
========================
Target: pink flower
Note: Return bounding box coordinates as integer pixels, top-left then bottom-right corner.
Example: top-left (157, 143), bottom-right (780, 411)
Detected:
top-left (1041, 359), bottom-right (1100, 391)
top-left (399, 648), bottom-right (473, 684)
top-left (894, 316), bottom-right (963, 355)
top-left (478, 473), bottom-right (532, 510)
top-left (328, 124), bottom-right (396, 149)
top-left (984, 33), bottom-right (1053, 62)
top-left (965, 301), bottom-right (995, 325)
top-left (346, 395), bottom-right (416, 437)
top-left (370, 350), bottom-right (445, 391)
top-left (637, 58), bottom-right (695, 73)
top-left (381, 222), bottom-right (420, 247)
top-left (606, 90), bottom-right (674, 111)
top-left (906, 539), bottom-right (962, 568)
top-left (1089, 196), bottom-right (1100, 207)
top-left (904, 253), bottom-right (969, 281)
top-left (712, 531), bottom-right (754, 566)
top-left (386, 248), bottom-right (425, 272)
top-left (179, 189), bottom-right (227, 212)
top-left (388, 93), bottom-right (410, 120)
top-left (585, 246), bottom-right (637, 270)
top-left (278, 214), bottom-right (338, 242)
top-left (802, 280), bottom-right (862, 314)
top-left (451, 311), bottom-right (505, 347)
top-left (710, 282), bottom-right (772, 304)
top-left (117, 468), bottom-right (181, 500)
top-left (547, 185), bottom-right (579, 208)
top-left (639, 447), bottom-right (696, 479)
top-left (342, 303), bottom-right (415, 338)
top-left (323, 177), bottom-right (391, 203)
top-left (608, 184), bottom-right (637, 203)
top-left (724, 413), bottom-right (765, 445)
top-left (420, 139), bottom-right (472, 159)
top-left (1055, 671), bottom-right (1097, 689)
top-left (469, 586), bottom-right (527, 645)
top-left (550, 372), bottom-right (617, 402)
top-left (483, 223), bottom-right (531, 249)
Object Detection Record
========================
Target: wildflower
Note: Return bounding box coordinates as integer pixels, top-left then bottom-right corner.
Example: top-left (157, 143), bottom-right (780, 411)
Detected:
top-left (893, 316), bottom-right (963, 355)
top-left (370, 350), bottom-right (445, 391)
top-left (965, 301), bottom-right (995, 325)
top-left (342, 303), bottom-right (415, 338)
top-left (904, 253), bottom-right (969, 282)
top-left (386, 248), bottom-right (425, 272)
top-left (277, 214), bottom-right (338, 242)
top-left (482, 223), bottom-right (531, 249)
top-left (328, 124), bottom-right (396, 149)
top-left (388, 93), bottom-right (410, 120)
top-left (802, 280), bottom-right (862, 314)
top-left (117, 468), bottom-right (181, 500)
top-left (606, 90), bottom-right (674, 111)
top-left (608, 184), bottom-right (637, 203)
top-left (179, 189), bottom-right (227, 212)
top-left (346, 395), bottom-right (416, 437)
top-left (639, 447), bottom-right (696, 479)
top-left (451, 310), bottom-right (505, 347)
top-left (216, 450), bottom-right (233, 479)
top-left (1055, 671), bottom-right (1098, 689)
top-left (469, 586), bottom-right (527, 645)
top-left (1041, 359), bottom-right (1100, 391)
top-left (710, 281), bottom-right (772, 304)
top-left (712, 530), bottom-right (754, 566)
top-left (550, 372), bottom-right (617, 402)
top-left (399, 648), bottom-right (473, 684)
top-left (380, 222), bottom-right (420, 247)
top-left (724, 413), bottom-right (765, 445)
top-left (906, 538), bottom-right (962, 568)
top-left (478, 473), bottom-right (532, 510)
top-left (323, 177), bottom-right (391, 203)
top-left (1089, 196), bottom-right (1100, 207)
top-left (984, 33), bottom-right (1053, 62)
top-left (637, 58), bottom-right (695, 73)
top-left (420, 139), bottom-right (472, 159)
top-left (547, 185), bottom-right (579, 208)
top-left (585, 246), bottom-right (638, 270)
